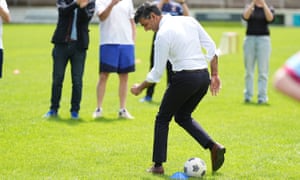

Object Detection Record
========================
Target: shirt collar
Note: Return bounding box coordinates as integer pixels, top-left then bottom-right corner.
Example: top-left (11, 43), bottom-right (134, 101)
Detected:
top-left (159, 14), bottom-right (171, 30)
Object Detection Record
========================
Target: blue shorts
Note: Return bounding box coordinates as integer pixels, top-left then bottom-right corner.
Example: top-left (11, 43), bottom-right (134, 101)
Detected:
top-left (99, 44), bottom-right (135, 73)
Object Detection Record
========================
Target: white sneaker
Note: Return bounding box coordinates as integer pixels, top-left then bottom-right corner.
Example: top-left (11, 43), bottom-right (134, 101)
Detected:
top-left (119, 108), bottom-right (134, 119)
top-left (93, 108), bottom-right (102, 119)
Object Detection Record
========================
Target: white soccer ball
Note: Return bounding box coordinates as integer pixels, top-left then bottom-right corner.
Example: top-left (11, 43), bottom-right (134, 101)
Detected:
top-left (184, 157), bottom-right (207, 177)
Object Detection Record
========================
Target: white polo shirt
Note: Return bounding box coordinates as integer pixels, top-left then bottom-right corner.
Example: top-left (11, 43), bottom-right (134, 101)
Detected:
top-left (95, 0), bottom-right (134, 45)
top-left (146, 15), bottom-right (217, 83)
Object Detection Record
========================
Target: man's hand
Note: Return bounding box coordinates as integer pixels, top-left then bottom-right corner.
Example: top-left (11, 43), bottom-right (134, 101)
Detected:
top-left (131, 83), bottom-right (142, 96)
top-left (175, 0), bottom-right (185, 4)
top-left (210, 75), bottom-right (221, 96)
top-left (77, 0), bottom-right (89, 8)
top-left (160, 0), bottom-right (170, 3)
top-left (131, 81), bottom-right (152, 96)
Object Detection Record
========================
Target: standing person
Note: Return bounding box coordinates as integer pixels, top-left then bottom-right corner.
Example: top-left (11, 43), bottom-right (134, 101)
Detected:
top-left (0, 0), bottom-right (10, 79)
top-left (132, 3), bottom-right (225, 174)
top-left (140, 0), bottom-right (189, 102)
top-left (92, 0), bottom-right (136, 119)
top-left (44, 0), bottom-right (95, 119)
top-left (273, 51), bottom-right (300, 102)
top-left (242, 0), bottom-right (274, 104)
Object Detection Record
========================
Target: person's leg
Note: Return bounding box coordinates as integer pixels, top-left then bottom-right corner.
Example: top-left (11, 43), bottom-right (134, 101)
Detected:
top-left (145, 67), bottom-right (155, 101)
top-left (118, 72), bottom-right (134, 118)
top-left (117, 44), bottom-right (135, 118)
top-left (173, 72), bottom-right (213, 149)
top-left (145, 85), bottom-right (155, 101)
top-left (93, 44), bottom-right (118, 117)
top-left (145, 33), bottom-right (157, 100)
top-left (152, 89), bottom-right (177, 164)
top-left (69, 44), bottom-right (86, 113)
top-left (243, 36), bottom-right (256, 102)
top-left (257, 36), bottom-right (271, 103)
top-left (50, 44), bottom-right (69, 112)
top-left (173, 72), bottom-right (225, 172)
top-left (96, 72), bottom-right (109, 109)
top-left (119, 73), bottom-right (128, 109)
top-left (152, 71), bottom-right (209, 163)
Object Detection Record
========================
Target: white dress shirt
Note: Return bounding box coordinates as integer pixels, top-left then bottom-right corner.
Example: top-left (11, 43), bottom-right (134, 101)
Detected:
top-left (146, 15), bottom-right (217, 83)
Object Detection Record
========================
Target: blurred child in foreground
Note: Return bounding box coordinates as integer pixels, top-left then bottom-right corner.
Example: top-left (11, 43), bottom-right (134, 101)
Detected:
top-left (273, 51), bottom-right (300, 102)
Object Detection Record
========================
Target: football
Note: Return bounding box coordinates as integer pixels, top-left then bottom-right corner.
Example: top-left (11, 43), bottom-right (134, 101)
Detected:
top-left (184, 157), bottom-right (206, 177)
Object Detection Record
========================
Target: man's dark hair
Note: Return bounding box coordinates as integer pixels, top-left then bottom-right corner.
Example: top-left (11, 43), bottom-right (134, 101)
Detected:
top-left (134, 2), bottom-right (162, 24)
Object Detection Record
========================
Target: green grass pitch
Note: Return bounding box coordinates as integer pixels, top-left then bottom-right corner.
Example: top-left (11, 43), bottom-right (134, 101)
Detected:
top-left (0, 23), bottom-right (299, 179)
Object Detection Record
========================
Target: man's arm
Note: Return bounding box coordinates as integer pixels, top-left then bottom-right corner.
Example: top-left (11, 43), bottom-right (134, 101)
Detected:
top-left (130, 19), bottom-right (136, 42)
top-left (242, 1), bottom-right (255, 20)
top-left (97, 0), bottom-right (120, 21)
top-left (0, 6), bottom-right (10, 23)
top-left (131, 81), bottom-right (154, 96)
top-left (210, 55), bottom-right (221, 96)
top-left (80, 0), bottom-right (96, 20)
top-left (176, 0), bottom-right (189, 16)
top-left (57, 0), bottom-right (78, 15)
top-left (261, 0), bottom-right (274, 22)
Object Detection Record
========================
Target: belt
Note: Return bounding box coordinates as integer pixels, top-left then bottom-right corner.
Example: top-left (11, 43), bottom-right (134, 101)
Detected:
top-left (65, 37), bottom-right (78, 43)
top-left (173, 68), bottom-right (208, 73)
top-left (67, 40), bottom-right (77, 43)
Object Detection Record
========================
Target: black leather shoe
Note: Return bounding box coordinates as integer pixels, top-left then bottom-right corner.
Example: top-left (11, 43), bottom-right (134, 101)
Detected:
top-left (147, 165), bottom-right (164, 174)
top-left (210, 143), bottom-right (226, 172)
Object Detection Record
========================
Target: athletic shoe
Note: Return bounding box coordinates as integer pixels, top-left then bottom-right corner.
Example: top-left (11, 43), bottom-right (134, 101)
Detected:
top-left (44, 109), bottom-right (58, 118)
top-left (139, 96), bottom-right (152, 102)
top-left (71, 111), bottom-right (79, 120)
top-left (244, 98), bottom-right (251, 103)
top-left (258, 100), bottom-right (268, 104)
top-left (118, 108), bottom-right (134, 119)
top-left (92, 108), bottom-right (102, 119)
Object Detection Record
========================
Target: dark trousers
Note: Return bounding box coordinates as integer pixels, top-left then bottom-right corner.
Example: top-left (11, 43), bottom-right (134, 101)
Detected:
top-left (50, 42), bottom-right (86, 112)
top-left (152, 70), bottom-right (214, 163)
top-left (146, 33), bottom-right (174, 98)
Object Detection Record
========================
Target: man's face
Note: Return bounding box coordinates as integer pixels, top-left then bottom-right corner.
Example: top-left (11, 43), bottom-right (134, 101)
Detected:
top-left (139, 13), bottom-right (159, 32)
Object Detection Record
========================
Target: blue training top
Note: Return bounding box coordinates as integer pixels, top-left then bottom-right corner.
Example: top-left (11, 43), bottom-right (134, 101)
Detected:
top-left (154, 0), bottom-right (183, 16)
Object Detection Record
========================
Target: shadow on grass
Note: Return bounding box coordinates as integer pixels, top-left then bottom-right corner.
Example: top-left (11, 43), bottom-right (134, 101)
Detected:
top-left (146, 174), bottom-right (170, 180)
top-left (139, 100), bottom-right (161, 106)
top-left (45, 116), bottom-right (86, 126)
top-left (45, 115), bottom-right (135, 125)
top-left (243, 101), bottom-right (271, 107)
top-left (210, 171), bottom-right (225, 178)
top-left (147, 171), bottom-right (225, 180)
top-left (93, 117), bottom-right (131, 123)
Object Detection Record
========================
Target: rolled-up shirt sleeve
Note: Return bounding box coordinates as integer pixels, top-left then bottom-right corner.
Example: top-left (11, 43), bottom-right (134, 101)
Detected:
top-left (146, 34), bottom-right (170, 83)
top-left (196, 21), bottom-right (217, 61)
